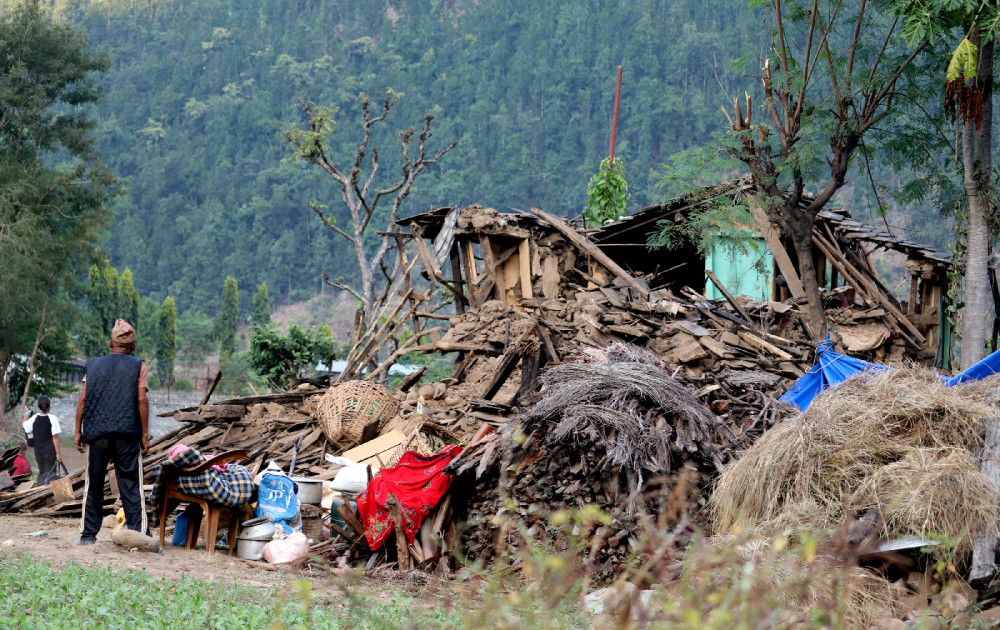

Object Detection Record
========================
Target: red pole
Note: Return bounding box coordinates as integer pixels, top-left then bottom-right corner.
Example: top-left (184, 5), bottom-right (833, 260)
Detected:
top-left (608, 66), bottom-right (623, 160)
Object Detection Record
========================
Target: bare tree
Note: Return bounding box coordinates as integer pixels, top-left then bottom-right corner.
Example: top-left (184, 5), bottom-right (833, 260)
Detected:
top-left (285, 93), bottom-right (457, 326)
top-left (722, 0), bottom-right (926, 337)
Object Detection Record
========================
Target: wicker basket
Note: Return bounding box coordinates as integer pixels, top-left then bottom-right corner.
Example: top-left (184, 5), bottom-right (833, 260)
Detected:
top-left (316, 381), bottom-right (399, 445)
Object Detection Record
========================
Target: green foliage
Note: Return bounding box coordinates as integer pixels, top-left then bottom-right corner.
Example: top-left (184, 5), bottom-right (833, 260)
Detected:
top-left (172, 377), bottom-right (193, 392)
top-left (248, 323), bottom-right (340, 390)
top-left (584, 157), bottom-right (630, 227)
top-left (0, 553), bottom-right (456, 628)
top-left (85, 261), bottom-right (120, 356)
top-left (176, 310), bottom-right (215, 364)
top-left (647, 197), bottom-right (760, 261)
top-left (252, 282), bottom-right (271, 327)
top-left (217, 275), bottom-right (239, 358)
top-left (27, 0), bottom-right (766, 313)
top-left (216, 352), bottom-right (261, 396)
top-left (118, 269), bottom-right (140, 331)
top-left (135, 296), bottom-right (159, 360)
top-left (0, 0), bottom-right (116, 407)
top-left (946, 38), bottom-right (977, 83)
top-left (156, 297), bottom-right (177, 390)
top-left (146, 371), bottom-right (160, 390)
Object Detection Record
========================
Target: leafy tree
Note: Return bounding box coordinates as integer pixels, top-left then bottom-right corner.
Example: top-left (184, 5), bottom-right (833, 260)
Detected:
top-left (156, 296), bottom-right (177, 396)
top-left (584, 157), bottom-right (630, 226)
top-left (284, 93), bottom-right (457, 326)
top-left (118, 268), bottom-right (140, 332)
top-left (135, 296), bottom-right (160, 360)
top-left (177, 310), bottom-right (215, 365)
top-left (0, 0), bottom-right (116, 415)
top-left (217, 275), bottom-right (239, 357)
top-left (248, 323), bottom-right (340, 390)
top-left (252, 282), bottom-right (271, 327)
top-left (653, 0), bottom-right (928, 337)
top-left (85, 261), bottom-right (120, 356)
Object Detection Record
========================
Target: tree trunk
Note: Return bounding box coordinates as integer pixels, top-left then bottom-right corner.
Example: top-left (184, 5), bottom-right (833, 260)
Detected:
top-left (970, 387), bottom-right (1000, 589)
top-left (793, 231), bottom-right (828, 340)
top-left (960, 35), bottom-right (994, 371)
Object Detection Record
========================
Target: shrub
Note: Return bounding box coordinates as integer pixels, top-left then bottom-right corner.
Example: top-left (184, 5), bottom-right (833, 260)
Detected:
top-left (146, 372), bottom-right (160, 390)
top-left (172, 378), bottom-right (193, 392)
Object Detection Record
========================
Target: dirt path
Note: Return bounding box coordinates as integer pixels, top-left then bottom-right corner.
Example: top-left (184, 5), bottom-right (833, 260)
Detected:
top-left (0, 514), bottom-right (455, 607)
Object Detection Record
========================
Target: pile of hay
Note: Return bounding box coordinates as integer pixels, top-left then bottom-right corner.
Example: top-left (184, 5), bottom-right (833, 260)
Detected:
top-left (712, 368), bottom-right (1000, 562)
top-left (523, 343), bottom-right (719, 478)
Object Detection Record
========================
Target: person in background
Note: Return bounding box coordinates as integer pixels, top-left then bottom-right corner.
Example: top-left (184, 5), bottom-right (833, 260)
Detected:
top-left (11, 443), bottom-right (31, 477)
top-left (74, 319), bottom-right (149, 546)
top-left (23, 395), bottom-right (62, 485)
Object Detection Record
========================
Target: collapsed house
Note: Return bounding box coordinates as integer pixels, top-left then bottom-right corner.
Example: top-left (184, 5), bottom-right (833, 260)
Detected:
top-left (0, 188), bottom-right (962, 574)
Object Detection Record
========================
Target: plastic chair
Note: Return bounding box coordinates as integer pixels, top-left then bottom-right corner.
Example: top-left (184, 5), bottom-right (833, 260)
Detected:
top-left (157, 449), bottom-right (250, 555)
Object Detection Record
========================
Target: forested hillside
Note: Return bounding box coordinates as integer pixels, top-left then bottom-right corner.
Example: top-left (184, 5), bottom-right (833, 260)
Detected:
top-left (23, 0), bottom-right (764, 313)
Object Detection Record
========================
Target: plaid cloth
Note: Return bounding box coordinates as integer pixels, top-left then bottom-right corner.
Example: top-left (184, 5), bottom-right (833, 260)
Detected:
top-left (149, 447), bottom-right (253, 511)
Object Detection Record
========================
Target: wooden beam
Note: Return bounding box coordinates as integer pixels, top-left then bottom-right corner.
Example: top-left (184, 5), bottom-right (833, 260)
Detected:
top-left (518, 238), bottom-right (533, 299)
top-left (704, 269), bottom-right (754, 325)
top-left (814, 233), bottom-right (926, 345)
top-left (526, 207), bottom-right (649, 299)
top-left (749, 204), bottom-right (805, 296)
top-left (449, 242), bottom-right (466, 314)
top-left (482, 323), bottom-right (537, 400)
top-left (461, 239), bottom-right (480, 308)
top-left (408, 225), bottom-right (442, 286)
top-left (480, 235), bottom-right (504, 303)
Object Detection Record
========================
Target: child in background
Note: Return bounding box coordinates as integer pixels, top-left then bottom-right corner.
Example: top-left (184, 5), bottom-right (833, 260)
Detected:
top-left (11, 443), bottom-right (30, 477)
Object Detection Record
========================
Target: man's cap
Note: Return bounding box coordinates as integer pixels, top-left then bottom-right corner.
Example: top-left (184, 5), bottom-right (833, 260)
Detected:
top-left (111, 319), bottom-right (136, 344)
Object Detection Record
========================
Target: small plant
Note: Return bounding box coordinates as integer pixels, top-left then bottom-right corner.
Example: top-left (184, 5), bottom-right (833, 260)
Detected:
top-left (584, 157), bottom-right (629, 226)
top-left (172, 378), bottom-right (193, 392)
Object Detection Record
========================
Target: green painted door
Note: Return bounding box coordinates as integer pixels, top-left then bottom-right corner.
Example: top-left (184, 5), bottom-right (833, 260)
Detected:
top-left (704, 238), bottom-right (774, 301)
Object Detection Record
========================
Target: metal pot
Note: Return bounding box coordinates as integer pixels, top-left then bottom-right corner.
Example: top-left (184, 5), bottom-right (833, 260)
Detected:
top-left (240, 517), bottom-right (276, 541)
top-left (235, 537), bottom-right (268, 561)
top-left (292, 477), bottom-right (324, 505)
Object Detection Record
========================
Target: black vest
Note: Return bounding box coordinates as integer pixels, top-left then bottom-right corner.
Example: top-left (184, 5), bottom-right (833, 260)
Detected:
top-left (32, 415), bottom-right (55, 454)
top-left (81, 353), bottom-right (143, 442)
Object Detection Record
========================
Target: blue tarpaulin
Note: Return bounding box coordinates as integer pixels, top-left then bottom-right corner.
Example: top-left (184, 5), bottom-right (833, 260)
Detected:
top-left (780, 337), bottom-right (1000, 411)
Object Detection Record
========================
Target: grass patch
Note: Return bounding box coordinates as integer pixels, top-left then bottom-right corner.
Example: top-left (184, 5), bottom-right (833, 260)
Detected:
top-left (0, 554), bottom-right (462, 629)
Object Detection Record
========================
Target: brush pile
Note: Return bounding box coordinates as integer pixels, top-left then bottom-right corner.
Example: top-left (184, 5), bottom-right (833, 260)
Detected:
top-left (449, 343), bottom-right (759, 564)
top-left (712, 369), bottom-right (1000, 563)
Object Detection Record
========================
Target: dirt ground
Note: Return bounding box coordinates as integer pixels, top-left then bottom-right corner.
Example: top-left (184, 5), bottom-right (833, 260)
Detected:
top-left (0, 514), bottom-right (448, 605)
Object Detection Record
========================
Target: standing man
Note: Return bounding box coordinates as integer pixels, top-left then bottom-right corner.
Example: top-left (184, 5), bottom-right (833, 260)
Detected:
top-left (74, 319), bottom-right (150, 545)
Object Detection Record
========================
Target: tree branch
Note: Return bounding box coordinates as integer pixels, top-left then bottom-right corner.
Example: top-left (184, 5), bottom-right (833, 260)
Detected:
top-left (321, 275), bottom-right (364, 303)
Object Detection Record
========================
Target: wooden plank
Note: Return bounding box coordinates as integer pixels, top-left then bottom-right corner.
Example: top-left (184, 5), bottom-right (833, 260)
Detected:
top-left (461, 239), bottom-right (480, 308)
top-left (526, 207), bottom-right (649, 299)
top-left (814, 234), bottom-right (926, 344)
top-left (409, 225), bottom-right (442, 286)
top-left (337, 502), bottom-right (366, 538)
top-left (449, 242), bottom-right (466, 314)
top-left (200, 371), bottom-right (223, 406)
top-left (518, 238), bottom-right (533, 299)
top-left (341, 430), bottom-right (406, 467)
top-left (482, 323), bottom-right (537, 400)
top-left (704, 269), bottom-right (755, 325)
top-left (738, 331), bottom-right (794, 360)
top-left (749, 203), bottom-right (805, 297)
top-left (480, 235), bottom-right (504, 304)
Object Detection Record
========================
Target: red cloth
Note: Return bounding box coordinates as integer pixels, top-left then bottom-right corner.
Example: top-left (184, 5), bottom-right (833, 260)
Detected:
top-left (11, 454), bottom-right (30, 477)
top-left (357, 445), bottom-right (462, 551)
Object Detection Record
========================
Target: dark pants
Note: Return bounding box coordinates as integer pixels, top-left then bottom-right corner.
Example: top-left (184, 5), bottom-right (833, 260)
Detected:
top-left (34, 450), bottom-right (56, 485)
top-left (80, 435), bottom-right (145, 539)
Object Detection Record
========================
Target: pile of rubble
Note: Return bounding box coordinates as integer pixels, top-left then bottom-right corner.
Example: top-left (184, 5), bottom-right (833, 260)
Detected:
top-left (0, 194), bottom-right (955, 575)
